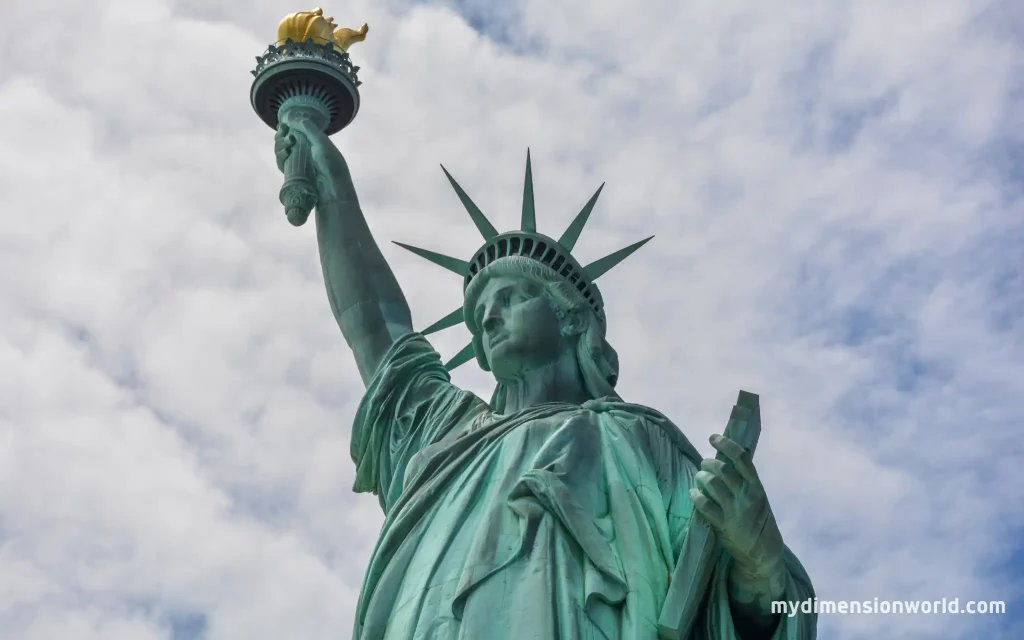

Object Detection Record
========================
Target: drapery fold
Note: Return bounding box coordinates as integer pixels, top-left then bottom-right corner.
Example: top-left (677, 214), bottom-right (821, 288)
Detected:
top-left (348, 333), bottom-right (816, 639)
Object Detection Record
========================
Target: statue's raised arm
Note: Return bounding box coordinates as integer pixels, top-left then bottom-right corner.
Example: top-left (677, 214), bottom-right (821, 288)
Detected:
top-left (274, 118), bottom-right (413, 384)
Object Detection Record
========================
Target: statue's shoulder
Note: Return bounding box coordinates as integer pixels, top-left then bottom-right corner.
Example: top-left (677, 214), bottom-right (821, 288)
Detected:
top-left (584, 399), bottom-right (703, 467)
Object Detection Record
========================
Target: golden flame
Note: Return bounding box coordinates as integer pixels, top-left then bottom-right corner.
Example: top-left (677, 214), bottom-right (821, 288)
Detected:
top-left (333, 23), bottom-right (369, 52)
top-left (275, 8), bottom-right (368, 52)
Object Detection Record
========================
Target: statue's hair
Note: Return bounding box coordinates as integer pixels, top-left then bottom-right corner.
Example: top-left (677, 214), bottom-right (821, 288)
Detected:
top-left (463, 256), bottom-right (620, 411)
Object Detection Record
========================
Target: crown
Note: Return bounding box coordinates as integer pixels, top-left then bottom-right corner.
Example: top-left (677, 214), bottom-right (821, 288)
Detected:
top-left (394, 150), bottom-right (653, 371)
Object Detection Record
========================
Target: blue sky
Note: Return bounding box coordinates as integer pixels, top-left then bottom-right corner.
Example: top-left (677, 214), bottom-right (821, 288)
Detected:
top-left (0, 0), bottom-right (1021, 638)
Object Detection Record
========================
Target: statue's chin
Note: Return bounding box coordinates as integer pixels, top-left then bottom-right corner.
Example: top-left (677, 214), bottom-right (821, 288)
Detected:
top-left (488, 362), bottom-right (517, 381)
top-left (487, 349), bottom-right (521, 382)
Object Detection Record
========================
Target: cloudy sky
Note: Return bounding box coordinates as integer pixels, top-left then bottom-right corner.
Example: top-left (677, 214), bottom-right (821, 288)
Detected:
top-left (1, 0), bottom-right (1022, 638)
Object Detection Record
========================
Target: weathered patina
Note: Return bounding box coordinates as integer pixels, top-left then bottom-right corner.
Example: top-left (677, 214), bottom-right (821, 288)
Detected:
top-left (258, 13), bottom-right (817, 637)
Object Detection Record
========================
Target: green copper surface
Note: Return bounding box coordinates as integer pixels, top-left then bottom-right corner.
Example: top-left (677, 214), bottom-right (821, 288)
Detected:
top-left (268, 118), bottom-right (817, 639)
top-left (392, 151), bottom-right (660, 372)
top-left (440, 164), bottom-right (499, 240)
top-left (558, 182), bottom-right (605, 251)
top-left (521, 149), bottom-right (537, 232)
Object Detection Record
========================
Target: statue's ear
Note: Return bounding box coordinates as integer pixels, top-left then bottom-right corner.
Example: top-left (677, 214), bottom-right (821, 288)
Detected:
top-left (559, 308), bottom-right (586, 337)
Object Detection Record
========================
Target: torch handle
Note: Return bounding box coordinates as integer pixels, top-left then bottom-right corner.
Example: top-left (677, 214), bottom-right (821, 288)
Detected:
top-left (279, 133), bottom-right (317, 226)
top-left (277, 98), bottom-right (331, 227)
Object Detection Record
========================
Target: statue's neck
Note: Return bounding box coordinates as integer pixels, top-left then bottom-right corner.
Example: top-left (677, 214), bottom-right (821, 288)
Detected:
top-left (498, 350), bottom-right (590, 414)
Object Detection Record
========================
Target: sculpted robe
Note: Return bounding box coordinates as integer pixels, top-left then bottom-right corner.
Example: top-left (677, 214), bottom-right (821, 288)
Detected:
top-left (350, 333), bottom-right (815, 639)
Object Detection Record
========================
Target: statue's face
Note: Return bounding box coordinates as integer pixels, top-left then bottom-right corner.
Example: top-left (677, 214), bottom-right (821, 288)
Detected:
top-left (472, 275), bottom-right (570, 379)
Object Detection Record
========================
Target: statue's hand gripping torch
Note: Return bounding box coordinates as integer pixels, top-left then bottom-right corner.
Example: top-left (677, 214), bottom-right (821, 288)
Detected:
top-left (250, 9), bottom-right (367, 225)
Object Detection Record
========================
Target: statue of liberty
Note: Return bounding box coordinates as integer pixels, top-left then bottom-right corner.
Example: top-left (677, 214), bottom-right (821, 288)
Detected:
top-left (271, 112), bottom-right (816, 638)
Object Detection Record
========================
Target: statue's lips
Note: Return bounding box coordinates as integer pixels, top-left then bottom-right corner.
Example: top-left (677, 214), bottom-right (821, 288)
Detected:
top-left (488, 333), bottom-right (508, 348)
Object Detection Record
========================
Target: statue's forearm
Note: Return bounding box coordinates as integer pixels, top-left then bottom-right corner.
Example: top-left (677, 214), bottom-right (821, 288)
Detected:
top-left (315, 185), bottom-right (413, 385)
top-left (727, 560), bottom-right (786, 638)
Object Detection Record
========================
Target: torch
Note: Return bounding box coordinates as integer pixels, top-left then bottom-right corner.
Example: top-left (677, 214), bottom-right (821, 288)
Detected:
top-left (250, 8), bottom-right (368, 226)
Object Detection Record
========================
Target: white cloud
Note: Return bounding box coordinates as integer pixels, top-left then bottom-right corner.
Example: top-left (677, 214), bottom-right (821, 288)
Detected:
top-left (0, 0), bottom-right (1021, 638)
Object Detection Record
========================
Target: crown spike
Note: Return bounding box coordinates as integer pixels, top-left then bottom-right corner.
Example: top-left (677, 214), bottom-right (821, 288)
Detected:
top-left (557, 182), bottom-right (604, 251)
top-left (521, 149), bottom-right (536, 232)
top-left (393, 241), bottom-right (469, 276)
top-left (422, 307), bottom-right (464, 335)
top-left (583, 235), bottom-right (654, 281)
top-left (440, 165), bottom-right (498, 240)
top-left (444, 342), bottom-right (476, 371)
